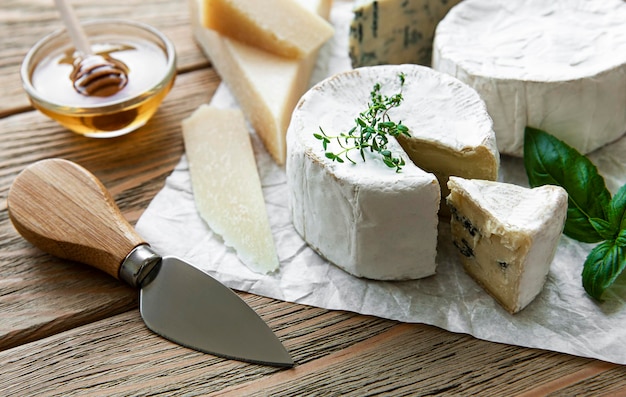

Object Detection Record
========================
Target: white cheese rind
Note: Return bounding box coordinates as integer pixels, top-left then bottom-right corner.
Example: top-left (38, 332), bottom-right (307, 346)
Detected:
top-left (182, 105), bottom-right (279, 274)
top-left (446, 177), bottom-right (568, 313)
top-left (288, 64), bottom-right (497, 280)
top-left (433, 0), bottom-right (626, 156)
top-left (190, 0), bottom-right (332, 164)
top-left (349, 0), bottom-right (462, 67)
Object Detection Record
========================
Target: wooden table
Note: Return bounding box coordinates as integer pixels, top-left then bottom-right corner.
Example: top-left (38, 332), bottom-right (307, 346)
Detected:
top-left (1, 1), bottom-right (625, 395)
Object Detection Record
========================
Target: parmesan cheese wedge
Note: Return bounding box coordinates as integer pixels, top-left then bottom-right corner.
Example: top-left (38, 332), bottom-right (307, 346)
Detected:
top-left (190, 0), bottom-right (332, 165)
top-left (182, 105), bottom-right (279, 274)
top-left (202, 0), bottom-right (334, 59)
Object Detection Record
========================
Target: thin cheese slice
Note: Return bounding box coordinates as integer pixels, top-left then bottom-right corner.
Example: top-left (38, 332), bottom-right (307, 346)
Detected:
top-left (190, 0), bottom-right (332, 165)
top-left (202, 0), bottom-right (334, 59)
top-left (182, 105), bottom-right (279, 274)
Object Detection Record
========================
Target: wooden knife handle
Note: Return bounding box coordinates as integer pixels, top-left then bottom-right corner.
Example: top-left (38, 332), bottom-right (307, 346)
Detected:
top-left (7, 158), bottom-right (146, 280)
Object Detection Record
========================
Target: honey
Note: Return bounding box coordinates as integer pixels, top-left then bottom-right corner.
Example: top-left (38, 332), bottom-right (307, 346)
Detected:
top-left (22, 20), bottom-right (176, 138)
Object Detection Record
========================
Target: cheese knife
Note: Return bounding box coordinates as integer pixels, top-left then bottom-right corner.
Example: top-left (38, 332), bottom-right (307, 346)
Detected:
top-left (7, 158), bottom-right (294, 368)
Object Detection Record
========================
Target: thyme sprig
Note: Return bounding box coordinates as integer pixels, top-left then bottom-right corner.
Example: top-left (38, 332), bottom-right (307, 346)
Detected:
top-left (314, 73), bottom-right (410, 172)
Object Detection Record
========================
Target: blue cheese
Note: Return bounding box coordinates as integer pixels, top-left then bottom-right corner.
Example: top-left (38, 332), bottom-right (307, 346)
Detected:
top-left (349, 0), bottom-right (462, 67)
top-left (446, 177), bottom-right (568, 313)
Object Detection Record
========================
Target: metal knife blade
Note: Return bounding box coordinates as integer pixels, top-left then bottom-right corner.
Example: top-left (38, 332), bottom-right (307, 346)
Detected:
top-left (7, 158), bottom-right (293, 368)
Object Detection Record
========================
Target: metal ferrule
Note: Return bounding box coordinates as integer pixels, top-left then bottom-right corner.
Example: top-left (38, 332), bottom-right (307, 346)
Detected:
top-left (119, 244), bottom-right (162, 288)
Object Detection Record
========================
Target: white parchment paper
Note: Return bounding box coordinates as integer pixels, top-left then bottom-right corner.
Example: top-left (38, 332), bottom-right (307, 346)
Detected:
top-left (136, 1), bottom-right (626, 365)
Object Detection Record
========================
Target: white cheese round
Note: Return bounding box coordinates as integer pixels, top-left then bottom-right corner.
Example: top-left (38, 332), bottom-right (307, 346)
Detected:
top-left (433, 0), bottom-right (626, 156)
top-left (286, 64), bottom-right (497, 280)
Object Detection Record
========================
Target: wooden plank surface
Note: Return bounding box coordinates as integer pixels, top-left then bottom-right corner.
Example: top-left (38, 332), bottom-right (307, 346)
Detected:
top-left (0, 0), bottom-right (209, 116)
top-left (1, 0), bottom-right (625, 395)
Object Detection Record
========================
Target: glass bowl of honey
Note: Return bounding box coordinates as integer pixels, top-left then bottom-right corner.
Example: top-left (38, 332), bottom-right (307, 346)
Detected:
top-left (21, 19), bottom-right (176, 138)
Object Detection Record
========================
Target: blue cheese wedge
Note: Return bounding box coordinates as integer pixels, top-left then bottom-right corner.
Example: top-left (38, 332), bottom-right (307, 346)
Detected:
top-left (433, 0), bottom-right (626, 156)
top-left (286, 64), bottom-right (497, 280)
top-left (349, 0), bottom-right (462, 67)
top-left (182, 105), bottom-right (279, 274)
top-left (446, 177), bottom-right (568, 313)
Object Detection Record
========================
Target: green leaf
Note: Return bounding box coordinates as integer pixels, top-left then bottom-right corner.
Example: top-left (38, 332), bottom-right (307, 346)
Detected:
top-left (590, 218), bottom-right (616, 241)
top-left (617, 229), bottom-right (626, 247)
top-left (582, 240), bottom-right (626, 301)
top-left (314, 75), bottom-right (409, 172)
top-left (383, 158), bottom-right (395, 168)
top-left (608, 184), bottom-right (626, 232)
top-left (523, 127), bottom-right (611, 243)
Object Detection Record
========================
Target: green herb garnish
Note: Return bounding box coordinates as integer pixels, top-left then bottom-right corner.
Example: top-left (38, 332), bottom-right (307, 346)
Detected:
top-left (524, 126), bottom-right (626, 301)
top-left (314, 73), bottom-right (410, 172)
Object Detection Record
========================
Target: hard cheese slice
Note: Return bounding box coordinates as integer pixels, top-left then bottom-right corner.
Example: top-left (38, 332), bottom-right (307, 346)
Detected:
top-left (446, 177), bottom-right (568, 313)
top-left (349, 0), bottom-right (462, 67)
top-left (202, 0), bottom-right (334, 59)
top-left (182, 105), bottom-right (279, 274)
top-left (190, 0), bottom-right (332, 165)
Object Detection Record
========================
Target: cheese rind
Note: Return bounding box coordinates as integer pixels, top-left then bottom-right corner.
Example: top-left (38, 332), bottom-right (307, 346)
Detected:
top-left (287, 64), bottom-right (497, 280)
top-left (202, 0), bottom-right (334, 59)
top-left (349, 0), bottom-right (461, 67)
top-left (182, 105), bottom-right (279, 274)
top-left (190, 0), bottom-right (332, 165)
top-left (433, 0), bottom-right (626, 156)
top-left (446, 177), bottom-right (568, 313)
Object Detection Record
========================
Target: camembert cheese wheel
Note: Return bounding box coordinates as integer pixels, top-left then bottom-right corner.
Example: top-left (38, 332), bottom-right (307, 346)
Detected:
top-left (286, 64), bottom-right (498, 280)
top-left (447, 177), bottom-right (568, 313)
top-left (433, 0), bottom-right (626, 156)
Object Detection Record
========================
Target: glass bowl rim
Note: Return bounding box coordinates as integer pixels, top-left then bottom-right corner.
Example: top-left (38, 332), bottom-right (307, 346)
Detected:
top-left (20, 18), bottom-right (177, 112)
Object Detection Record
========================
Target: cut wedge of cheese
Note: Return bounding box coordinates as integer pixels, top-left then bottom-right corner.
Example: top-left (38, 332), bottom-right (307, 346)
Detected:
top-left (287, 64), bottom-right (498, 280)
top-left (349, 0), bottom-right (462, 67)
top-left (433, 0), bottom-right (626, 156)
top-left (182, 105), bottom-right (279, 274)
top-left (446, 177), bottom-right (568, 313)
top-left (202, 0), bottom-right (334, 59)
top-left (190, 0), bottom-right (332, 165)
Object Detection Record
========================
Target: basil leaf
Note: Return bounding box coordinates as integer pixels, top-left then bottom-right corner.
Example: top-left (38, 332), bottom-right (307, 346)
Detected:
top-left (524, 127), bottom-right (611, 243)
top-left (589, 218), bottom-right (616, 241)
top-left (618, 229), bottom-right (626, 247)
top-left (608, 184), bottom-right (626, 232)
top-left (582, 240), bottom-right (626, 301)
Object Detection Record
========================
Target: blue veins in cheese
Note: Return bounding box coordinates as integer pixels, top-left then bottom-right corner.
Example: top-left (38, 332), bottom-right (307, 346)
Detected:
top-left (446, 177), bottom-right (568, 314)
top-left (349, 0), bottom-right (462, 68)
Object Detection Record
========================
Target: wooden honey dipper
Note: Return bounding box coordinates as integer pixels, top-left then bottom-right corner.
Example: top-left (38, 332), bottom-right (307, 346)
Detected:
top-left (55, 0), bottom-right (129, 97)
